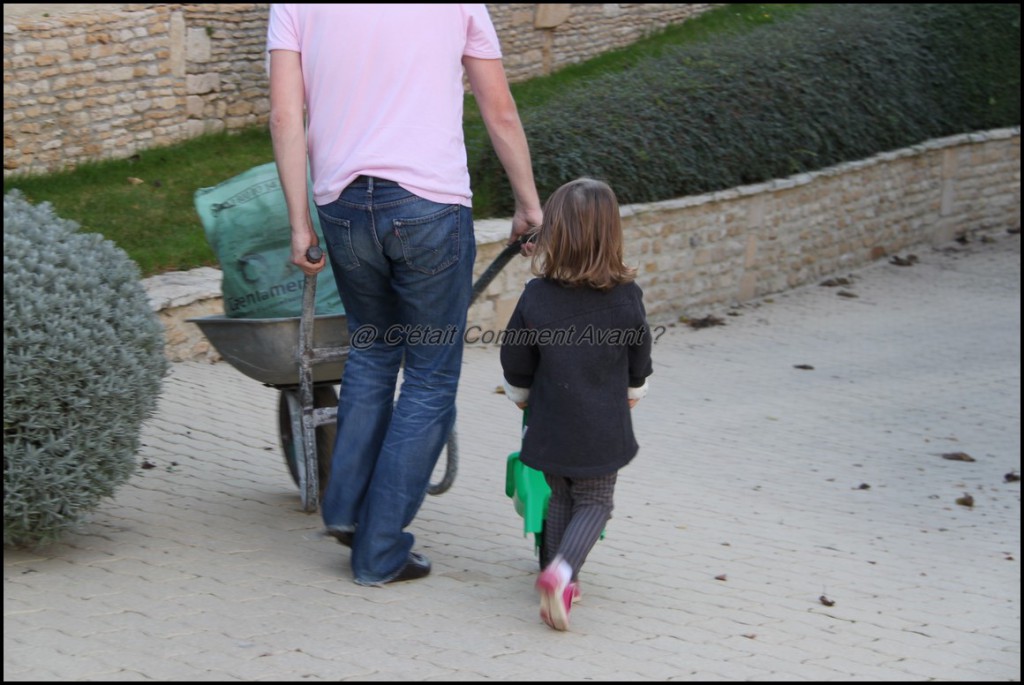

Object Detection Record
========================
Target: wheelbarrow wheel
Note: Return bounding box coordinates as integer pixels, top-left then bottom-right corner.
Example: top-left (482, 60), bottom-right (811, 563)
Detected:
top-left (278, 385), bottom-right (337, 501)
top-left (427, 426), bottom-right (458, 496)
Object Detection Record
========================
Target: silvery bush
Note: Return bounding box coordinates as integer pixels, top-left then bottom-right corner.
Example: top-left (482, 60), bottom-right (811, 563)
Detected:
top-left (4, 190), bottom-right (168, 547)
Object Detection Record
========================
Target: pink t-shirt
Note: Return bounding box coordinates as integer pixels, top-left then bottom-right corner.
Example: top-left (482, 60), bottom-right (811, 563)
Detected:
top-left (266, 4), bottom-right (502, 207)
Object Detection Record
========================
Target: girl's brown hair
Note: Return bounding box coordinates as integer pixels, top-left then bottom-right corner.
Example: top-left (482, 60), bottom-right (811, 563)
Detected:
top-left (532, 177), bottom-right (636, 291)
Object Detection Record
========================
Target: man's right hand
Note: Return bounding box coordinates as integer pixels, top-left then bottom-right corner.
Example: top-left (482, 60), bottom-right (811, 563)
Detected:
top-left (291, 226), bottom-right (326, 276)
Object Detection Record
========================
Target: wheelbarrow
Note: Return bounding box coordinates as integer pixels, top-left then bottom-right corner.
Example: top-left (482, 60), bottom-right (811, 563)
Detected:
top-left (189, 235), bottom-right (529, 513)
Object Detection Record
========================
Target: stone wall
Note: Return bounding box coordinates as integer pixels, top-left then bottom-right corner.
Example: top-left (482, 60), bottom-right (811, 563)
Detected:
top-left (3, 3), bottom-right (715, 177)
top-left (147, 128), bottom-right (1021, 363)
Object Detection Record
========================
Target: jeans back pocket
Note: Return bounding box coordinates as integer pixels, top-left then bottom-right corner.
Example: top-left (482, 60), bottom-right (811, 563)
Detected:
top-left (392, 203), bottom-right (462, 276)
top-left (316, 210), bottom-right (360, 272)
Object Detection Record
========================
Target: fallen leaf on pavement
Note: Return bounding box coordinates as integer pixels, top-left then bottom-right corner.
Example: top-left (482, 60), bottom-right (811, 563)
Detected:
top-left (687, 315), bottom-right (726, 329)
top-left (890, 254), bottom-right (919, 266)
top-left (820, 277), bottom-right (851, 287)
top-left (942, 452), bottom-right (975, 462)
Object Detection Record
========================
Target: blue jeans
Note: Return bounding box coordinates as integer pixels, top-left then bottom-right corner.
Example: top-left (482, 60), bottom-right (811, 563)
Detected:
top-left (316, 176), bottom-right (475, 585)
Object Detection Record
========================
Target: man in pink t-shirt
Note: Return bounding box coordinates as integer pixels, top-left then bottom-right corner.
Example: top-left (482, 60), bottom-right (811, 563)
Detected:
top-left (267, 4), bottom-right (543, 586)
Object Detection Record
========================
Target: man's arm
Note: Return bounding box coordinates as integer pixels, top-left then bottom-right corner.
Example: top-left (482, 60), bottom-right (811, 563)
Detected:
top-left (463, 56), bottom-right (544, 248)
top-left (268, 49), bottom-right (324, 276)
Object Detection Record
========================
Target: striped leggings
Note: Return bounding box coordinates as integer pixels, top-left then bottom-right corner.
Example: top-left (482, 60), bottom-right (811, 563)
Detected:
top-left (541, 471), bottom-right (618, 580)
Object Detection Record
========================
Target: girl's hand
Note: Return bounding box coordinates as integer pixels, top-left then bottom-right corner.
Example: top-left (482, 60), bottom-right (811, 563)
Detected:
top-left (516, 401), bottom-right (528, 410)
top-left (629, 398), bottom-right (639, 409)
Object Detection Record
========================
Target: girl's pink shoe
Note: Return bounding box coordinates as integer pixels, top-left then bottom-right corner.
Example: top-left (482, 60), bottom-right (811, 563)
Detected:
top-left (536, 567), bottom-right (577, 630)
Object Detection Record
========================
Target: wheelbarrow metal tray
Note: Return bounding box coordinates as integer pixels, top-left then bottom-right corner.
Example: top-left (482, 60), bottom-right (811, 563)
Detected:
top-left (188, 314), bottom-right (349, 387)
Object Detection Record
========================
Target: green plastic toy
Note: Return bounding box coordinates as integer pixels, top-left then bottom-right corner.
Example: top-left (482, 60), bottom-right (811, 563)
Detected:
top-left (505, 410), bottom-right (550, 558)
top-left (505, 449), bottom-right (551, 557)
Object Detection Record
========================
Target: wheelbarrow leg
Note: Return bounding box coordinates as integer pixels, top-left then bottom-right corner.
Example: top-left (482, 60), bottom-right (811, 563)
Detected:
top-left (278, 386), bottom-right (336, 505)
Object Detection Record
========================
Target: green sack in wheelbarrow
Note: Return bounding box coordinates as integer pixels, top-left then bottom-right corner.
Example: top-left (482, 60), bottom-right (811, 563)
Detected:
top-left (194, 161), bottom-right (345, 319)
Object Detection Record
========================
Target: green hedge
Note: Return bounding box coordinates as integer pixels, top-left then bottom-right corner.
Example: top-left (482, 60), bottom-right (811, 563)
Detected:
top-left (473, 3), bottom-right (1020, 215)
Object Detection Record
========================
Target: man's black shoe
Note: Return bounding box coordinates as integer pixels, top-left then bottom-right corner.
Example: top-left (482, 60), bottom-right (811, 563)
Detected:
top-left (327, 530), bottom-right (353, 548)
top-left (386, 552), bottom-right (431, 583)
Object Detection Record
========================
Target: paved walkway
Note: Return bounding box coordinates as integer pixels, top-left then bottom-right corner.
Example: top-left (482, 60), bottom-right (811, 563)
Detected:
top-left (4, 230), bottom-right (1020, 682)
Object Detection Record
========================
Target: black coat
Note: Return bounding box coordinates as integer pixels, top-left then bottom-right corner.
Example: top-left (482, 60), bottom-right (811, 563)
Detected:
top-left (500, 277), bottom-right (654, 478)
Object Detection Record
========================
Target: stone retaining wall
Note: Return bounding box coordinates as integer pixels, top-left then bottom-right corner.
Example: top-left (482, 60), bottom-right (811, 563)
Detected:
top-left (3, 3), bottom-right (715, 177)
top-left (146, 128), bottom-right (1021, 363)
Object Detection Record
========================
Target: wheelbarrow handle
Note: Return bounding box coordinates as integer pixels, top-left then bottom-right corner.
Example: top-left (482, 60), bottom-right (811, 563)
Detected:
top-left (306, 245), bottom-right (324, 264)
top-left (470, 233), bottom-right (534, 305)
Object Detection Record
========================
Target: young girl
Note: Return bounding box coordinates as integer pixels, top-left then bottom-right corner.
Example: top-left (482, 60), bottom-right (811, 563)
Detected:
top-left (500, 177), bottom-right (653, 631)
